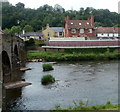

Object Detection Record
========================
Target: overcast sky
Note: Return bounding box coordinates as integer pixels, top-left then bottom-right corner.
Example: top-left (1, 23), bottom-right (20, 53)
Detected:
top-left (7, 0), bottom-right (119, 13)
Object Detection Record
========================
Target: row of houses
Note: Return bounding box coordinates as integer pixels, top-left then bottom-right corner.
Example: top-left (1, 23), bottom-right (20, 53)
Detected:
top-left (20, 16), bottom-right (120, 41)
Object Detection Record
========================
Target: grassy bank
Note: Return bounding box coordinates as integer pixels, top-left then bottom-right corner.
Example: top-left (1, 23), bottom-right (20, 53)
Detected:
top-left (52, 101), bottom-right (118, 111)
top-left (52, 104), bottom-right (118, 111)
top-left (27, 50), bottom-right (120, 62)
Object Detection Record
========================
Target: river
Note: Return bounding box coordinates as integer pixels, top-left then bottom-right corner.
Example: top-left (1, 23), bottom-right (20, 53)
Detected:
top-left (6, 60), bottom-right (118, 110)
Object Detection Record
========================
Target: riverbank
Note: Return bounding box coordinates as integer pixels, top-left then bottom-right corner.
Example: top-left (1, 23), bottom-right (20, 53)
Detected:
top-left (53, 102), bottom-right (118, 111)
top-left (27, 50), bottom-right (120, 62)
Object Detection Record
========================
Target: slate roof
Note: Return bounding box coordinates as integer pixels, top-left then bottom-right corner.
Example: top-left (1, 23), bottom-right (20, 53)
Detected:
top-left (50, 27), bottom-right (64, 32)
top-left (97, 27), bottom-right (120, 33)
top-left (20, 32), bottom-right (43, 37)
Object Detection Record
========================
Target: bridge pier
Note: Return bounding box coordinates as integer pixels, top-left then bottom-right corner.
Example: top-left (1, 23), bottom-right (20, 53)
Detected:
top-left (0, 34), bottom-right (31, 111)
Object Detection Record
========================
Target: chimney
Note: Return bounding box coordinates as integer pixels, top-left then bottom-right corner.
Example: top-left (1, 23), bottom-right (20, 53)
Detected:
top-left (65, 16), bottom-right (70, 22)
top-left (90, 16), bottom-right (94, 26)
top-left (23, 30), bottom-right (25, 34)
top-left (46, 24), bottom-right (50, 29)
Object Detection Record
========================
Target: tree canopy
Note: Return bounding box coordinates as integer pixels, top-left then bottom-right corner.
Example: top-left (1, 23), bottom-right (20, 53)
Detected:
top-left (2, 2), bottom-right (119, 32)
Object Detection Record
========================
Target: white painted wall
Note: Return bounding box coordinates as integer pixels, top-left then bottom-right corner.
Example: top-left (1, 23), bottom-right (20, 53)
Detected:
top-left (97, 33), bottom-right (119, 37)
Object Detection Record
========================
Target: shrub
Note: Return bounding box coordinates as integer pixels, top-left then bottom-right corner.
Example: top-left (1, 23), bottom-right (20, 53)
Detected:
top-left (25, 38), bottom-right (35, 46)
top-left (106, 100), bottom-right (111, 105)
top-left (42, 63), bottom-right (54, 71)
top-left (41, 74), bottom-right (55, 85)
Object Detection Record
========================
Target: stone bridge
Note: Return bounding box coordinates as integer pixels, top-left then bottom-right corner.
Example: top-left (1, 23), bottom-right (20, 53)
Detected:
top-left (0, 32), bottom-right (30, 110)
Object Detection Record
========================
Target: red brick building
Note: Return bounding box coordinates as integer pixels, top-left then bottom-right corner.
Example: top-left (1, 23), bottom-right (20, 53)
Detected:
top-left (64, 16), bottom-right (97, 40)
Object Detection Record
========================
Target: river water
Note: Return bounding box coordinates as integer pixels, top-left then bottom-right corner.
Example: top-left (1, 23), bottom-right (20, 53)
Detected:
top-left (6, 61), bottom-right (118, 110)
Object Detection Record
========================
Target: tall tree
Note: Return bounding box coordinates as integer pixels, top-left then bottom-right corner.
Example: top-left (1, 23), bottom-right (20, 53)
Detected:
top-left (23, 25), bottom-right (33, 32)
top-left (16, 2), bottom-right (25, 8)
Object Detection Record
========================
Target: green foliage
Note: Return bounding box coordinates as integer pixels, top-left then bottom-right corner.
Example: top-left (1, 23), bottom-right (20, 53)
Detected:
top-left (34, 39), bottom-right (45, 46)
top-left (25, 38), bottom-right (35, 46)
top-left (41, 74), bottom-right (55, 85)
top-left (64, 48), bottom-right (116, 54)
top-left (106, 100), bottom-right (111, 105)
top-left (3, 28), bottom-right (11, 34)
top-left (23, 25), bottom-right (34, 32)
top-left (55, 104), bottom-right (61, 110)
top-left (42, 63), bottom-right (54, 71)
top-left (27, 50), bottom-right (120, 61)
top-left (2, 1), bottom-right (119, 31)
top-left (3, 26), bottom-right (21, 35)
top-left (10, 26), bottom-right (21, 35)
top-left (52, 100), bottom-right (118, 111)
top-left (15, 2), bottom-right (25, 8)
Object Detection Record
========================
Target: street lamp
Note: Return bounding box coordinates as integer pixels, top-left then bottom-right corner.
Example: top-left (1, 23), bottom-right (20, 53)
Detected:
top-left (17, 20), bottom-right (20, 37)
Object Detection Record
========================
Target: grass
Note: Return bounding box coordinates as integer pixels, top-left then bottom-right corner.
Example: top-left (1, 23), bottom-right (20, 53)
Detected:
top-left (41, 74), bottom-right (55, 85)
top-left (52, 100), bottom-right (118, 111)
top-left (27, 50), bottom-right (120, 62)
top-left (42, 63), bottom-right (54, 71)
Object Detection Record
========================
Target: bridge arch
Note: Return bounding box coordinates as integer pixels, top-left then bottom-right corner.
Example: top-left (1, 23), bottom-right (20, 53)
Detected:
top-left (2, 51), bottom-right (11, 83)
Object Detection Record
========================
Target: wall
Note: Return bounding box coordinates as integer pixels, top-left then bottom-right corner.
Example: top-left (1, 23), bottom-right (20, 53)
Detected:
top-left (42, 27), bottom-right (54, 39)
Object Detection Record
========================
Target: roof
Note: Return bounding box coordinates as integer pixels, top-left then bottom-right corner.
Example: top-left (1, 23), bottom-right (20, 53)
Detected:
top-left (67, 20), bottom-right (94, 29)
top-left (50, 27), bottom-right (64, 32)
top-left (97, 27), bottom-right (120, 33)
top-left (20, 32), bottom-right (43, 37)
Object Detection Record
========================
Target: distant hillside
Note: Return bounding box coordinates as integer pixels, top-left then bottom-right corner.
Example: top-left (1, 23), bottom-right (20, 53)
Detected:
top-left (2, 2), bottom-right (120, 31)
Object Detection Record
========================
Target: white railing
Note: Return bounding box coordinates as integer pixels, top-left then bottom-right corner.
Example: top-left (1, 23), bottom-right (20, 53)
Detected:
top-left (50, 37), bottom-right (85, 40)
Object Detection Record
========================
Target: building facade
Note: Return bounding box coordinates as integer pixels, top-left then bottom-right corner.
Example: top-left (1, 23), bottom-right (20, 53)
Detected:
top-left (64, 16), bottom-right (97, 40)
top-left (20, 32), bottom-right (43, 41)
top-left (96, 27), bottom-right (120, 39)
top-left (42, 24), bottom-right (64, 39)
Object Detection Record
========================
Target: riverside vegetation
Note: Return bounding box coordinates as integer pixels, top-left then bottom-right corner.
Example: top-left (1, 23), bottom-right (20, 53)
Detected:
top-left (42, 63), bottom-right (54, 71)
top-left (27, 48), bottom-right (120, 62)
top-left (41, 74), bottom-right (55, 85)
top-left (53, 100), bottom-right (118, 111)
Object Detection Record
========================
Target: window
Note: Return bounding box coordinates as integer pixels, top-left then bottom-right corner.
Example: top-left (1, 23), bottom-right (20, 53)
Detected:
top-left (88, 29), bottom-right (92, 33)
top-left (80, 29), bottom-right (84, 34)
top-left (87, 22), bottom-right (89, 25)
top-left (71, 29), bottom-right (76, 34)
top-left (71, 22), bottom-right (73, 24)
top-left (48, 32), bottom-right (50, 37)
top-left (54, 32), bottom-right (58, 37)
top-left (79, 23), bottom-right (81, 25)
top-left (59, 32), bottom-right (63, 36)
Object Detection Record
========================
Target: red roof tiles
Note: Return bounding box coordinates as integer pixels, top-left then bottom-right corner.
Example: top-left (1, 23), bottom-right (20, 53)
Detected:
top-left (65, 16), bottom-right (94, 29)
top-left (97, 27), bottom-right (120, 33)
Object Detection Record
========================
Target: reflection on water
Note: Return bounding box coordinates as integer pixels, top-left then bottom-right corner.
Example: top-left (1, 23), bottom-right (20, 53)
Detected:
top-left (6, 61), bottom-right (118, 110)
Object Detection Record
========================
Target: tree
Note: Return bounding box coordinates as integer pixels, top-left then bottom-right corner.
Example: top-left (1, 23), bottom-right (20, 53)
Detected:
top-left (16, 2), bottom-right (25, 8)
top-left (23, 25), bottom-right (33, 32)
top-left (54, 4), bottom-right (65, 13)
top-left (3, 28), bottom-right (11, 34)
top-left (10, 26), bottom-right (21, 35)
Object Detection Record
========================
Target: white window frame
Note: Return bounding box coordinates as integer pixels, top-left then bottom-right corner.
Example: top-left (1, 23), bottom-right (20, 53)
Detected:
top-left (71, 29), bottom-right (76, 34)
top-left (88, 29), bottom-right (92, 33)
top-left (80, 29), bottom-right (84, 34)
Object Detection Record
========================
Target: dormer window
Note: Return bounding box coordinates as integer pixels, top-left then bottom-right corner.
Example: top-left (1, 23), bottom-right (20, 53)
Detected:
top-left (71, 23), bottom-right (73, 24)
top-left (87, 22), bottom-right (89, 25)
top-left (71, 29), bottom-right (76, 33)
top-left (79, 23), bottom-right (81, 25)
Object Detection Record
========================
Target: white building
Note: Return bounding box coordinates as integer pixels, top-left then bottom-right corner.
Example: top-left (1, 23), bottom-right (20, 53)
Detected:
top-left (20, 32), bottom-right (43, 41)
top-left (96, 27), bottom-right (120, 39)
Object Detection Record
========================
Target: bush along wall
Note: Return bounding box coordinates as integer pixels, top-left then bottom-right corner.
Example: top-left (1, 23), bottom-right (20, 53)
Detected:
top-left (64, 48), bottom-right (117, 54)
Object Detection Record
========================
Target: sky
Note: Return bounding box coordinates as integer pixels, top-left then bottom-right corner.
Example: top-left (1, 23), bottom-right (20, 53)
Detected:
top-left (4, 0), bottom-right (120, 13)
